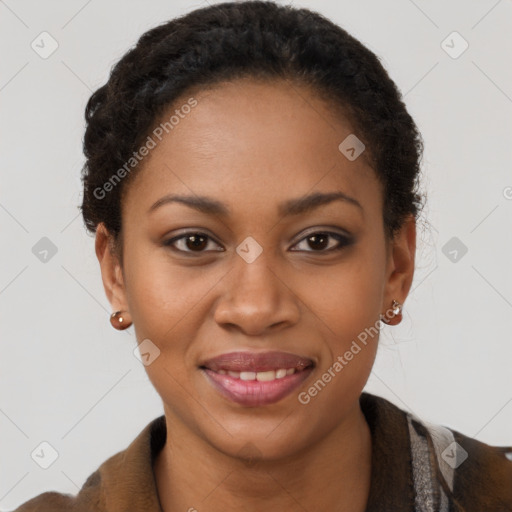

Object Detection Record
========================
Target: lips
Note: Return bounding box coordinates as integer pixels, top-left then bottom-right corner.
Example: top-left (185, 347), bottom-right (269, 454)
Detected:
top-left (199, 350), bottom-right (315, 373)
top-left (199, 350), bottom-right (315, 406)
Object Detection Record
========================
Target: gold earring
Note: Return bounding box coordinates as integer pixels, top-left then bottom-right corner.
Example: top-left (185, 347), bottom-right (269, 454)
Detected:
top-left (110, 310), bottom-right (132, 330)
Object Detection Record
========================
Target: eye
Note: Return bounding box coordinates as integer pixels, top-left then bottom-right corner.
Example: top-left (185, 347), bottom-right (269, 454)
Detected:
top-left (164, 230), bottom-right (353, 255)
top-left (163, 232), bottom-right (223, 253)
top-left (290, 231), bottom-right (353, 253)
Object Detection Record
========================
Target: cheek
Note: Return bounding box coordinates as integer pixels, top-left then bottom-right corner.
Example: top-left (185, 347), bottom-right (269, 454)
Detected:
top-left (300, 262), bottom-right (382, 414)
top-left (305, 252), bottom-right (384, 333)
top-left (300, 247), bottom-right (384, 385)
top-left (124, 253), bottom-right (207, 410)
top-left (124, 248), bottom-right (220, 341)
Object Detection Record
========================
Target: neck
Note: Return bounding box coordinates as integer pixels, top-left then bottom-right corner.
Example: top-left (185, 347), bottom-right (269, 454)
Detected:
top-left (154, 402), bottom-right (372, 512)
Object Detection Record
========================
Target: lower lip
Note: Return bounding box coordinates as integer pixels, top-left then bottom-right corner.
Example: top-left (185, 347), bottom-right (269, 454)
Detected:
top-left (201, 367), bottom-right (314, 407)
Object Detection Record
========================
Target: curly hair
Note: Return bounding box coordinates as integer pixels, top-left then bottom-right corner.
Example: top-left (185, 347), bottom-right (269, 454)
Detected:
top-left (80, 0), bottom-right (425, 260)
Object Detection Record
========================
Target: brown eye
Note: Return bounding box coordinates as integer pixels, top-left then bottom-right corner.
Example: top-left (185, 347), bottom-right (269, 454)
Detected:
top-left (164, 232), bottom-right (223, 253)
top-left (306, 233), bottom-right (329, 250)
top-left (185, 234), bottom-right (208, 251)
top-left (291, 231), bottom-right (353, 253)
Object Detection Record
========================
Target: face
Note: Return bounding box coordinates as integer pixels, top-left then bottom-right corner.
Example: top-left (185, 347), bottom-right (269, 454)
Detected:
top-left (97, 77), bottom-right (415, 461)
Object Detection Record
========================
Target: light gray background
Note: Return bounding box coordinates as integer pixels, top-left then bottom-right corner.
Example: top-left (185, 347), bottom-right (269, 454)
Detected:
top-left (1, 0), bottom-right (511, 509)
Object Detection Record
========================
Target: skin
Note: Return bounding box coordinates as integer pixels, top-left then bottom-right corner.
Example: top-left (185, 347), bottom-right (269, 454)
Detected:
top-left (96, 77), bottom-right (416, 511)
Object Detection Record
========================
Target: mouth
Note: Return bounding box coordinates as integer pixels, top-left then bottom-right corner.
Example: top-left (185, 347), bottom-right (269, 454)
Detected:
top-left (199, 350), bottom-right (315, 407)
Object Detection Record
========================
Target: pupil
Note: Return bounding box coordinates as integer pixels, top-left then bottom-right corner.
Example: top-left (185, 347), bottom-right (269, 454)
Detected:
top-left (308, 233), bottom-right (328, 250)
top-left (187, 234), bottom-right (207, 251)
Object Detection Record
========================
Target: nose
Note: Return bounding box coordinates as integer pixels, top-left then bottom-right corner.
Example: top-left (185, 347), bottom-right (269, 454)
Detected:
top-left (213, 250), bottom-right (300, 336)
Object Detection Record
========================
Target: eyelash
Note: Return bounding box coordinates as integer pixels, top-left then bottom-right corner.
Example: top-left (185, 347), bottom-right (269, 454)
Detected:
top-left (163, 230), bottom-right (353, 255)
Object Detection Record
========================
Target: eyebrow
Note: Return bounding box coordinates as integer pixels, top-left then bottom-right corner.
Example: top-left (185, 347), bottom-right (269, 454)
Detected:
top-left (147, 191), bottom-right (363, 217)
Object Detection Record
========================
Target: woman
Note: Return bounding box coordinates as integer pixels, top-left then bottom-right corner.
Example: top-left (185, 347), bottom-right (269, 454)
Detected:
top-left (14, 1), bottom-right (512, 511)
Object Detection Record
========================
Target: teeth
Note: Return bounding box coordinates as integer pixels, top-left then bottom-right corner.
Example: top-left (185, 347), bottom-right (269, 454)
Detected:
top-left (255, 370), bottom-right (275, 382)
top-left (214, 368), bottom-right (299, 381)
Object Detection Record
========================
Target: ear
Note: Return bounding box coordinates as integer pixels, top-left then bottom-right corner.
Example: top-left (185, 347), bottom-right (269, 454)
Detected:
top-left (382, 214), bottom-right (416, 312)
top-left (95, 223), bottom-right (129, 312)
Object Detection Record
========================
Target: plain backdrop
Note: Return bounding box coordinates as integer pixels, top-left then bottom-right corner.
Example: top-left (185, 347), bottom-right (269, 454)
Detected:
top-left (1, 0), bottom-right (511, 509)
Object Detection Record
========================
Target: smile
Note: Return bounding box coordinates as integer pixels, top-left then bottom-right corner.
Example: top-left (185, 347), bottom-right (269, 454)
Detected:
top-left (198, 350), bottom-right (316, 406)
top-left (214, 367), bottom-right (298, 381)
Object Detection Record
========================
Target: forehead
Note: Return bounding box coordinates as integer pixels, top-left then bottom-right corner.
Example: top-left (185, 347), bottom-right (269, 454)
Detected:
top-left (122, 77), bottom-right (381, 221)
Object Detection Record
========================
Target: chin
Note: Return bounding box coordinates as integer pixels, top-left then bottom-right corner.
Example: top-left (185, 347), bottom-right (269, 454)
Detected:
top-left (198, 412), bottom-right (323, 465)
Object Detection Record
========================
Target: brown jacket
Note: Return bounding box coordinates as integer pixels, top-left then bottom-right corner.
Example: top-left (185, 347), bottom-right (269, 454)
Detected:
top-left (12, 392), bottom-right (512, 511)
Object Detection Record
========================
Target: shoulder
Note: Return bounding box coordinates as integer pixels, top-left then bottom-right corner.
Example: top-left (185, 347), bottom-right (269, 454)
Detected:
top-left (362, 392), bottom-right (512, 510)
top-left (11, 470), bottom-right (103, 512)
top-left (10, 415), bottom-right (165, 512)
top-left (450, 427), bottom-right (512, 509)
top-left (11, 491), bottom-right (76, 512)
top-left (409, 412), bottom-right (512, 510)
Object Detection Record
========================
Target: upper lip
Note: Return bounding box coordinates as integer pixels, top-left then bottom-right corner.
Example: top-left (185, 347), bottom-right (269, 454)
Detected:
top-left (199, 351), bottom-right (315, 372)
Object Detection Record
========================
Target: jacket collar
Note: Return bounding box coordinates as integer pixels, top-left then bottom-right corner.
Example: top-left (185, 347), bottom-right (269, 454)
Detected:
top-left (360, 392), bottom-right (415, 511)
